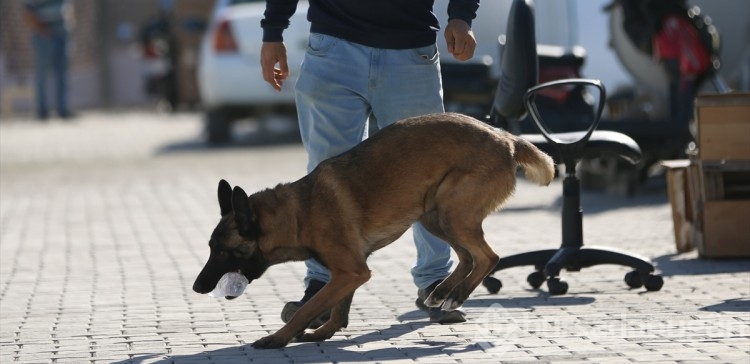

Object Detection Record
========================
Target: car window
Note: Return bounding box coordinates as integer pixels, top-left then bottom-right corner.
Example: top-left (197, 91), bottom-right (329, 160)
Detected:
top-left (229, 0), bottom-right (263, 5)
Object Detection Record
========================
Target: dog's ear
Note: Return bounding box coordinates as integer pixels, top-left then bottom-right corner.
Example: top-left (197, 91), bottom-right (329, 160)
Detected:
top-left (232, 186), bottom-right (259, 239)
top-left (218, 179), bottom-right (233, 216)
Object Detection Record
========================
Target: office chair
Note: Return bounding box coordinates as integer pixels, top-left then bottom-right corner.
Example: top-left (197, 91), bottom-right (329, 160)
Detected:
top-left (483, 0), bottom-right (663, 295)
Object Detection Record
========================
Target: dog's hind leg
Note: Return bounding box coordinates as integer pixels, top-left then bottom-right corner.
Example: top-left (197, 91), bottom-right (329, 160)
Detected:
top-left (297, 292), bottom-right (354, 342)
top-left (442, 231), bottom-right (499, 310)
top-left (423, 246), bottom-right (474, 309)
top-left (425, 169), bottom-right (509, 310)
top-left (419, 212), bottom-right (474, 309)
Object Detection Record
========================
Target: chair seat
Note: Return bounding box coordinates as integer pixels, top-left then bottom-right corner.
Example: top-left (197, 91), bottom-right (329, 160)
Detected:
top-left (520, 130), bottom-right (642, 164)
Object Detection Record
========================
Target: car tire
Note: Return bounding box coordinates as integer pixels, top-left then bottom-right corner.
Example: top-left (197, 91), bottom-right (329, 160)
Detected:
top-left (205, 109), bottom-right (232, 145)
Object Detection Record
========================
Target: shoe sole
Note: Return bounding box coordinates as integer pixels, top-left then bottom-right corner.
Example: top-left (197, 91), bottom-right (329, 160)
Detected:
top-left (416, 297), bottom-right (467, 324)
top-left (431, 309), bottom-right (467, 324)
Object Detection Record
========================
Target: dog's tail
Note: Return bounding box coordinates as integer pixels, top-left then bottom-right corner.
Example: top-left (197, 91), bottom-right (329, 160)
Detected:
top-left (513, 137), bottom-right (556, 186)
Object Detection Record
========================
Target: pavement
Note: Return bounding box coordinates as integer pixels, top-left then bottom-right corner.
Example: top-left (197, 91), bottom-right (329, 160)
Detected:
top-left (1, 111), bottom-right (748, 364)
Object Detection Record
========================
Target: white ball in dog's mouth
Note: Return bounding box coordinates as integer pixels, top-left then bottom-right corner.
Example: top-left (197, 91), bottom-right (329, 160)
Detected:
top-left (208, 272), bottom-right (248, 298)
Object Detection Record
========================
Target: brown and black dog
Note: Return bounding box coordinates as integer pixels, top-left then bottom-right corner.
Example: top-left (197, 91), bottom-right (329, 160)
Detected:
top-left (193, 112), bottom-right (555, 348)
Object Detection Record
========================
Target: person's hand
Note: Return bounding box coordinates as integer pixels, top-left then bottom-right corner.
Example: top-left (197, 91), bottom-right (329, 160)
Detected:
top-left (260, 42), bottom-right (289, 91)
top-left (444, 19), bottom-right (476, 61)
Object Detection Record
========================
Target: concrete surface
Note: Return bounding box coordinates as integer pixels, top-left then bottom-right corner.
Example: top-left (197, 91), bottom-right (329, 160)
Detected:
top-left (1, 112), bottom-right (748, 363)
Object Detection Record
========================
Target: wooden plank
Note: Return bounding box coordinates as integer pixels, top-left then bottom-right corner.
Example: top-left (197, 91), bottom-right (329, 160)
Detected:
top-left (696, 93), bottom-right (750, 161)
top-left (664, 165), bottom-right (695, 253)
top-left (701, 169), bottom-right (725, 201)
top-left (698, 200), bottom-right (750, 258)
top-left (698, 121), bottom-right (750, 161)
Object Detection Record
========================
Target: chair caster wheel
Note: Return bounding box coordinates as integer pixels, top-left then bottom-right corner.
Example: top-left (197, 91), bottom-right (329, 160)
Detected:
top-left (483, 276), bottom-right (503, 294)
top-left (644, 275), bottom-right (664, 291)
top-left (624, 270), bottom-right (643, 289)
top-left (527, 271), bottom-right (546, 289)
top-left (546, 278), bottom-right (568, 295)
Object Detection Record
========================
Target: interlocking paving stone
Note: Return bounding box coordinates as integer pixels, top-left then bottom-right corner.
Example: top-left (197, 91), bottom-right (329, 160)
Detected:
top-left (1, 112), bottom-right (749, 363)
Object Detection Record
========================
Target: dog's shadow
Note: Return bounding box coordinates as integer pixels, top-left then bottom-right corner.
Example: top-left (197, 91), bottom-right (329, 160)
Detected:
top-left (115, 294), bottom-right (599, 364)
top-left (116, 294), bottom-right (597, 363)
top-left (116, 319), bottom-right (483, 364)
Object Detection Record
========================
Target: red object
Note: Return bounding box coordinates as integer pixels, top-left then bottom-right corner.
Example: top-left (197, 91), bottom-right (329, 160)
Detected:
top-left (653, 15), bottom-right (711, 77)
top-left (214, 19), bottom-right (238, 53)
top-left (538, 66), bottom-right (579, 103)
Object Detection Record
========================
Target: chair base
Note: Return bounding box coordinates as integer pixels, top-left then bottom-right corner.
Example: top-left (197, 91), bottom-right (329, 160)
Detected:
top-left (483, 246), bottom-right (664, 295)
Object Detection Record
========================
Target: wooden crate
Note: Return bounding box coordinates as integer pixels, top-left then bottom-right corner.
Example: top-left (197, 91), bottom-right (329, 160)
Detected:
top-left (663, 160), bottom-right (750, 258)
top-left (695, 93), bottom-right (750, 161)
top-left (695, 162), bottom-right (750, 258)
top-left (688, 93), bottom-right (750, 257)
top-left (662, 160), bottom-right (700, 253)
top-left (699, 200), bottom-right (750, 258)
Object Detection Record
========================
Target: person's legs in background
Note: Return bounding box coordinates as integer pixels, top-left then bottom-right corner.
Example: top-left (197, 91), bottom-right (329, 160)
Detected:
top-left (50, 30), bottom-right (71, 118)
top-left (32, 32), bottom-right (51, 120)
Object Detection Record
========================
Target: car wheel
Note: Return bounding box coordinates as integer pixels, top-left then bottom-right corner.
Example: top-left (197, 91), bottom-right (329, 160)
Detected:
top-left (205, 109), bottom-right (232, 145)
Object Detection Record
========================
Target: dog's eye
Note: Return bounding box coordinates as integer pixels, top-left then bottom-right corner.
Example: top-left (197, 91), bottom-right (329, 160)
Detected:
top-left (216, 250), bottom-right (229, 258)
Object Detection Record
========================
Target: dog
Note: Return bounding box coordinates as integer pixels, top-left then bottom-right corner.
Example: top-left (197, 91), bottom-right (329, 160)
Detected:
top-left (192, 112), bottom-right (555, 348)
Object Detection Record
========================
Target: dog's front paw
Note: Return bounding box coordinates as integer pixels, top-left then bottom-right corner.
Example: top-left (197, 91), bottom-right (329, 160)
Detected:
top-left (252, 334), bottom-right (289, 349)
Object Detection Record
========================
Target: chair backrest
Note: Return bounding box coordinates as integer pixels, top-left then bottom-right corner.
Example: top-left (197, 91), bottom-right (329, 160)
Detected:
top-left (492, 0), bottom-right (538, 120)
top-left (491, 0), bottom-right (610, 163)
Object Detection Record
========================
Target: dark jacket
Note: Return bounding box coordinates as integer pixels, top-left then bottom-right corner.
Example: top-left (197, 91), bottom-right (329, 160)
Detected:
top-left (261, 0), bottom-right (480, 49)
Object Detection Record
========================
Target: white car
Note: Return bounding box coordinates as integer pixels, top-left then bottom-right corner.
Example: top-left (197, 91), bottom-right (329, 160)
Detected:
top-left (198, 0), bottom-right (309, 143)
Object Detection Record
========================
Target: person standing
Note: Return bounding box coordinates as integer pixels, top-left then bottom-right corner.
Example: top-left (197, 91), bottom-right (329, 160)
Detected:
top-left (260, 0), bottom-right (480, 325)
top-left (23, 0), bottom-right (74, 120)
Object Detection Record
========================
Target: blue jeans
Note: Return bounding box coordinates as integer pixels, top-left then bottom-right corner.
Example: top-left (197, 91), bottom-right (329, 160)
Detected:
top-left (32, 31), bottom-right (70, 118)
top-left (294, 33), bottom-right (452, 290)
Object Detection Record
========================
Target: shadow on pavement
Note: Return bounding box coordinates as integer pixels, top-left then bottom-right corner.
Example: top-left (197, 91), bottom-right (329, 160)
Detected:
top-left (112, 320), bottom-right (486, 364)
top-left (653, 253), bottom-right (750, 276)
top-left (700, 298), bottom-right (750, 312)
top-left (460, 293), bottom-right (596, 309)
